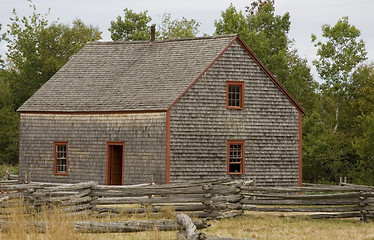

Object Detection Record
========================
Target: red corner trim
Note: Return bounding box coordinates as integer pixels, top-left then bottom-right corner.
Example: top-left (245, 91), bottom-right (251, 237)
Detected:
top-left (165, 109), bottom-right (171, 184)
top-left (298, 112), bottom-right (303, 187)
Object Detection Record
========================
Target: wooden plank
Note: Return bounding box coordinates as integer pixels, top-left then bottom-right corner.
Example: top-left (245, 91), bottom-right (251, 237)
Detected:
top-left (42, 181), bottom-right (96, 192)
top-left (243, 205), bottom-right (362, 213)
top-left (92, 196), bottom-right (205, 205)
top-left (241, 185), bottom-right (372, 193)
top-left (241, 198), bottom-right (360, 205)
top-left (92, 183), bottom-right (153, 191)
top-left (309, 212), bottom-right (362, 219)
top-left (91, 185), bottom-right (237, 197)
top-left (241, 192), bottom-right (361, 200)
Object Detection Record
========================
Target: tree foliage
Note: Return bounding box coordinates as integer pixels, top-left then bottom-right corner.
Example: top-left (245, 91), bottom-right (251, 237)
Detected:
top-left (109, 9), bottom-right (200, 41)
top-left (159, 13), bottom-right (200, 39)
top-left (109, 8), bottom-right (152, 41)
top-left (2, 5), bottom-right (101, 108)
top-left (307, 18), bottom-right (373, 184)
top-left (312, 17), bottom-right (367, 94)
top-left (215, 4), bottom-right (249, 38)
top-left (0, 72), bottom-right (19, 164)
top-left (312, 17), bottom-right (367, 132)
top-left (0, 2), bottom-right (101, 164)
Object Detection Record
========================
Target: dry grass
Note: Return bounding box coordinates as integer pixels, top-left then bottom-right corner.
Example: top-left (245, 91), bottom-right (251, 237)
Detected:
top-left (1, 201), bottom-right (374, 240)
top-left (0, 200), bottom-right (177, 240)
top-left (205, 212), bottom-right (374, 240)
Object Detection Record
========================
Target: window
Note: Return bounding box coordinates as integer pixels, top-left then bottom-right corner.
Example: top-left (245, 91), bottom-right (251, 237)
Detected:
top-left (227, 140), bottom-right (245, 174)
top-left (54, 142), bottom-right (68, 175)
top-left (226, 81), bottom-right (244, 109)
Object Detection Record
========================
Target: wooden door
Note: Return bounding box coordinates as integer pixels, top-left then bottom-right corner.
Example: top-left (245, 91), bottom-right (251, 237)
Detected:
top-left (106, 142), bottom-right (124, 185)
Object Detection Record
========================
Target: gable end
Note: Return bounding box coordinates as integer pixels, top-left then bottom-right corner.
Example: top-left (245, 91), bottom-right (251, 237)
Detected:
top-left (168, 35), bottom-right (304, 114)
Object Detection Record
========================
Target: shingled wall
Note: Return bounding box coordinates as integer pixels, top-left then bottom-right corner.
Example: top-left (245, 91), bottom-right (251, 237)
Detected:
top-left (169, 41), bottom-right (300, 187)
top-left (19, 112), bottom-right (166, 185)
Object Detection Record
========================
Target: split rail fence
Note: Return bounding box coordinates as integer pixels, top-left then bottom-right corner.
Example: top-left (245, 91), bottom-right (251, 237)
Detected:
top-left (1, 177), bottom-right (374, 221)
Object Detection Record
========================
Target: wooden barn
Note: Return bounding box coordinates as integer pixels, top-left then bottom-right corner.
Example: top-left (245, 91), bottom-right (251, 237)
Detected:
top-left (18, 34), bottom-right (304, 187)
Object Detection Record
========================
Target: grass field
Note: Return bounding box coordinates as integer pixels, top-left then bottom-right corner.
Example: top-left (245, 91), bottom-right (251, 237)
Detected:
top-left (1, 202), bottom-right (373, 240)
top-left (205, 213), bottom-right (374, 240)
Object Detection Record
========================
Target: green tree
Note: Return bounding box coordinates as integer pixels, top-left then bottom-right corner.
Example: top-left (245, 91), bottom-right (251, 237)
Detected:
top-left (352, 113), bottom-right (374, 185)
top-left (245, 0), bottom-right (290, 82)
top-left (2, 5), bottom-right (101, 108)
top-left (346, 64), bottom-right (374, 184)
top-left (109, 8), bottom-right (152, 41)
top-left (0, 2), bottom-right (101, 165)
top-left (0, 24), bottom-right (4, 68)
top-left (159, 13), bottom-right (200, 39)
top-left (214, 4), bottom-right (249, 38)
top-left (109, 9), bottom-right (201, 41)
top-left (0, 71), bottom-right (19, 164)
top-left (311, 16), bottom-right (367, 132)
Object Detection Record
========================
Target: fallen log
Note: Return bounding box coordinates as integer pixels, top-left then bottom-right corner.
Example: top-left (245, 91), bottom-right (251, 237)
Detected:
top-left (309, 212), bottom-right (362, 219)
top-left (175, 213), bottom-right (253, 240)
top-left (0, 219), bottom-right (209, 233)
top-left (74, 219), bottom-right (209, 233)
top-left (176, 213), bottom-right (202, 240)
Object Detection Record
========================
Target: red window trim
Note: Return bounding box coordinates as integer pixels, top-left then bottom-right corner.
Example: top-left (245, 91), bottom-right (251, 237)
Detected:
top-left (227, 140), bottom-right (245, 175)
top-left (54, 141), bottom-right (68, 176)
top-left (226, 81), bottom-right (244, 109)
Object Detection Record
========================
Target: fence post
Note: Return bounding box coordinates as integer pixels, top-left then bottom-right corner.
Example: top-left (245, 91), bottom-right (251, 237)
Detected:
top-left (359, 191), bottom-right (368, 222)
top-left (202, 180), bottom-right (244, 220)
top-left (4, 171), bottom-right (10, 181)
top-left (89, 183), bottom-right (98, 213)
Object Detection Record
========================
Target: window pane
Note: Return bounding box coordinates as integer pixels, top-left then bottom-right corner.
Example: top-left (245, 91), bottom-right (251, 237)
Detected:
top-left (56, 143), bottom-right (67, 173)
top-left (229, 164), bottom-right (241, 173)
top-left (228, 84), bottom-right (241, 107)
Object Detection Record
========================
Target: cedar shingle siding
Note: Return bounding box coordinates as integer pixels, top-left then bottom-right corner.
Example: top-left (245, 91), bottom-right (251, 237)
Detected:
top-left (18, 35), bottom-right (303, 186)
top-left (19, 113), bottom-right (166, 184)
top-left (170, 42), bottom-right (300, 186)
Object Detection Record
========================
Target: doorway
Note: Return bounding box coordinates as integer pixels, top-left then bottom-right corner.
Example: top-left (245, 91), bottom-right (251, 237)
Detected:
top-left (106, 142), bottom-right (124, 185)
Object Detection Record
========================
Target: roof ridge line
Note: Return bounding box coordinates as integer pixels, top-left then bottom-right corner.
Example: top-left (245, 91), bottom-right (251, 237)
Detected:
top-left (89, 34), bottom-right (238, 45)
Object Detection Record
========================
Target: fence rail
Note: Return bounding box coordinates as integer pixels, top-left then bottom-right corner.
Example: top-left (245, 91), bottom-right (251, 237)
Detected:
top-left (0, 178), bottom-right (373, 221)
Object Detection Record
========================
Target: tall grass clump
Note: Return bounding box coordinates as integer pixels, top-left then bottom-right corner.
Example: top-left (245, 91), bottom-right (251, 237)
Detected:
top-left (0, 199), bottom-right (90, 240)
top-left (0, 163), bottom-right (18, 178)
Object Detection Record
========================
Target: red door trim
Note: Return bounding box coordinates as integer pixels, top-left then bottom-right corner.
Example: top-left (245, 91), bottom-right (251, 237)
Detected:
top-left (106, 141), bottom-right (125, 185)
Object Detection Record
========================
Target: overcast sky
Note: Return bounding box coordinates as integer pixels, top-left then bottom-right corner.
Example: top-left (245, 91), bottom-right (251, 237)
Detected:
top-left (1, 0), bottom-right (373, 81)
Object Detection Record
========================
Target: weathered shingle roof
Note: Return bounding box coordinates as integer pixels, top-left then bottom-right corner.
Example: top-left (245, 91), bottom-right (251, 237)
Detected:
top-left (18, 35), bottom-right (237, 112)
